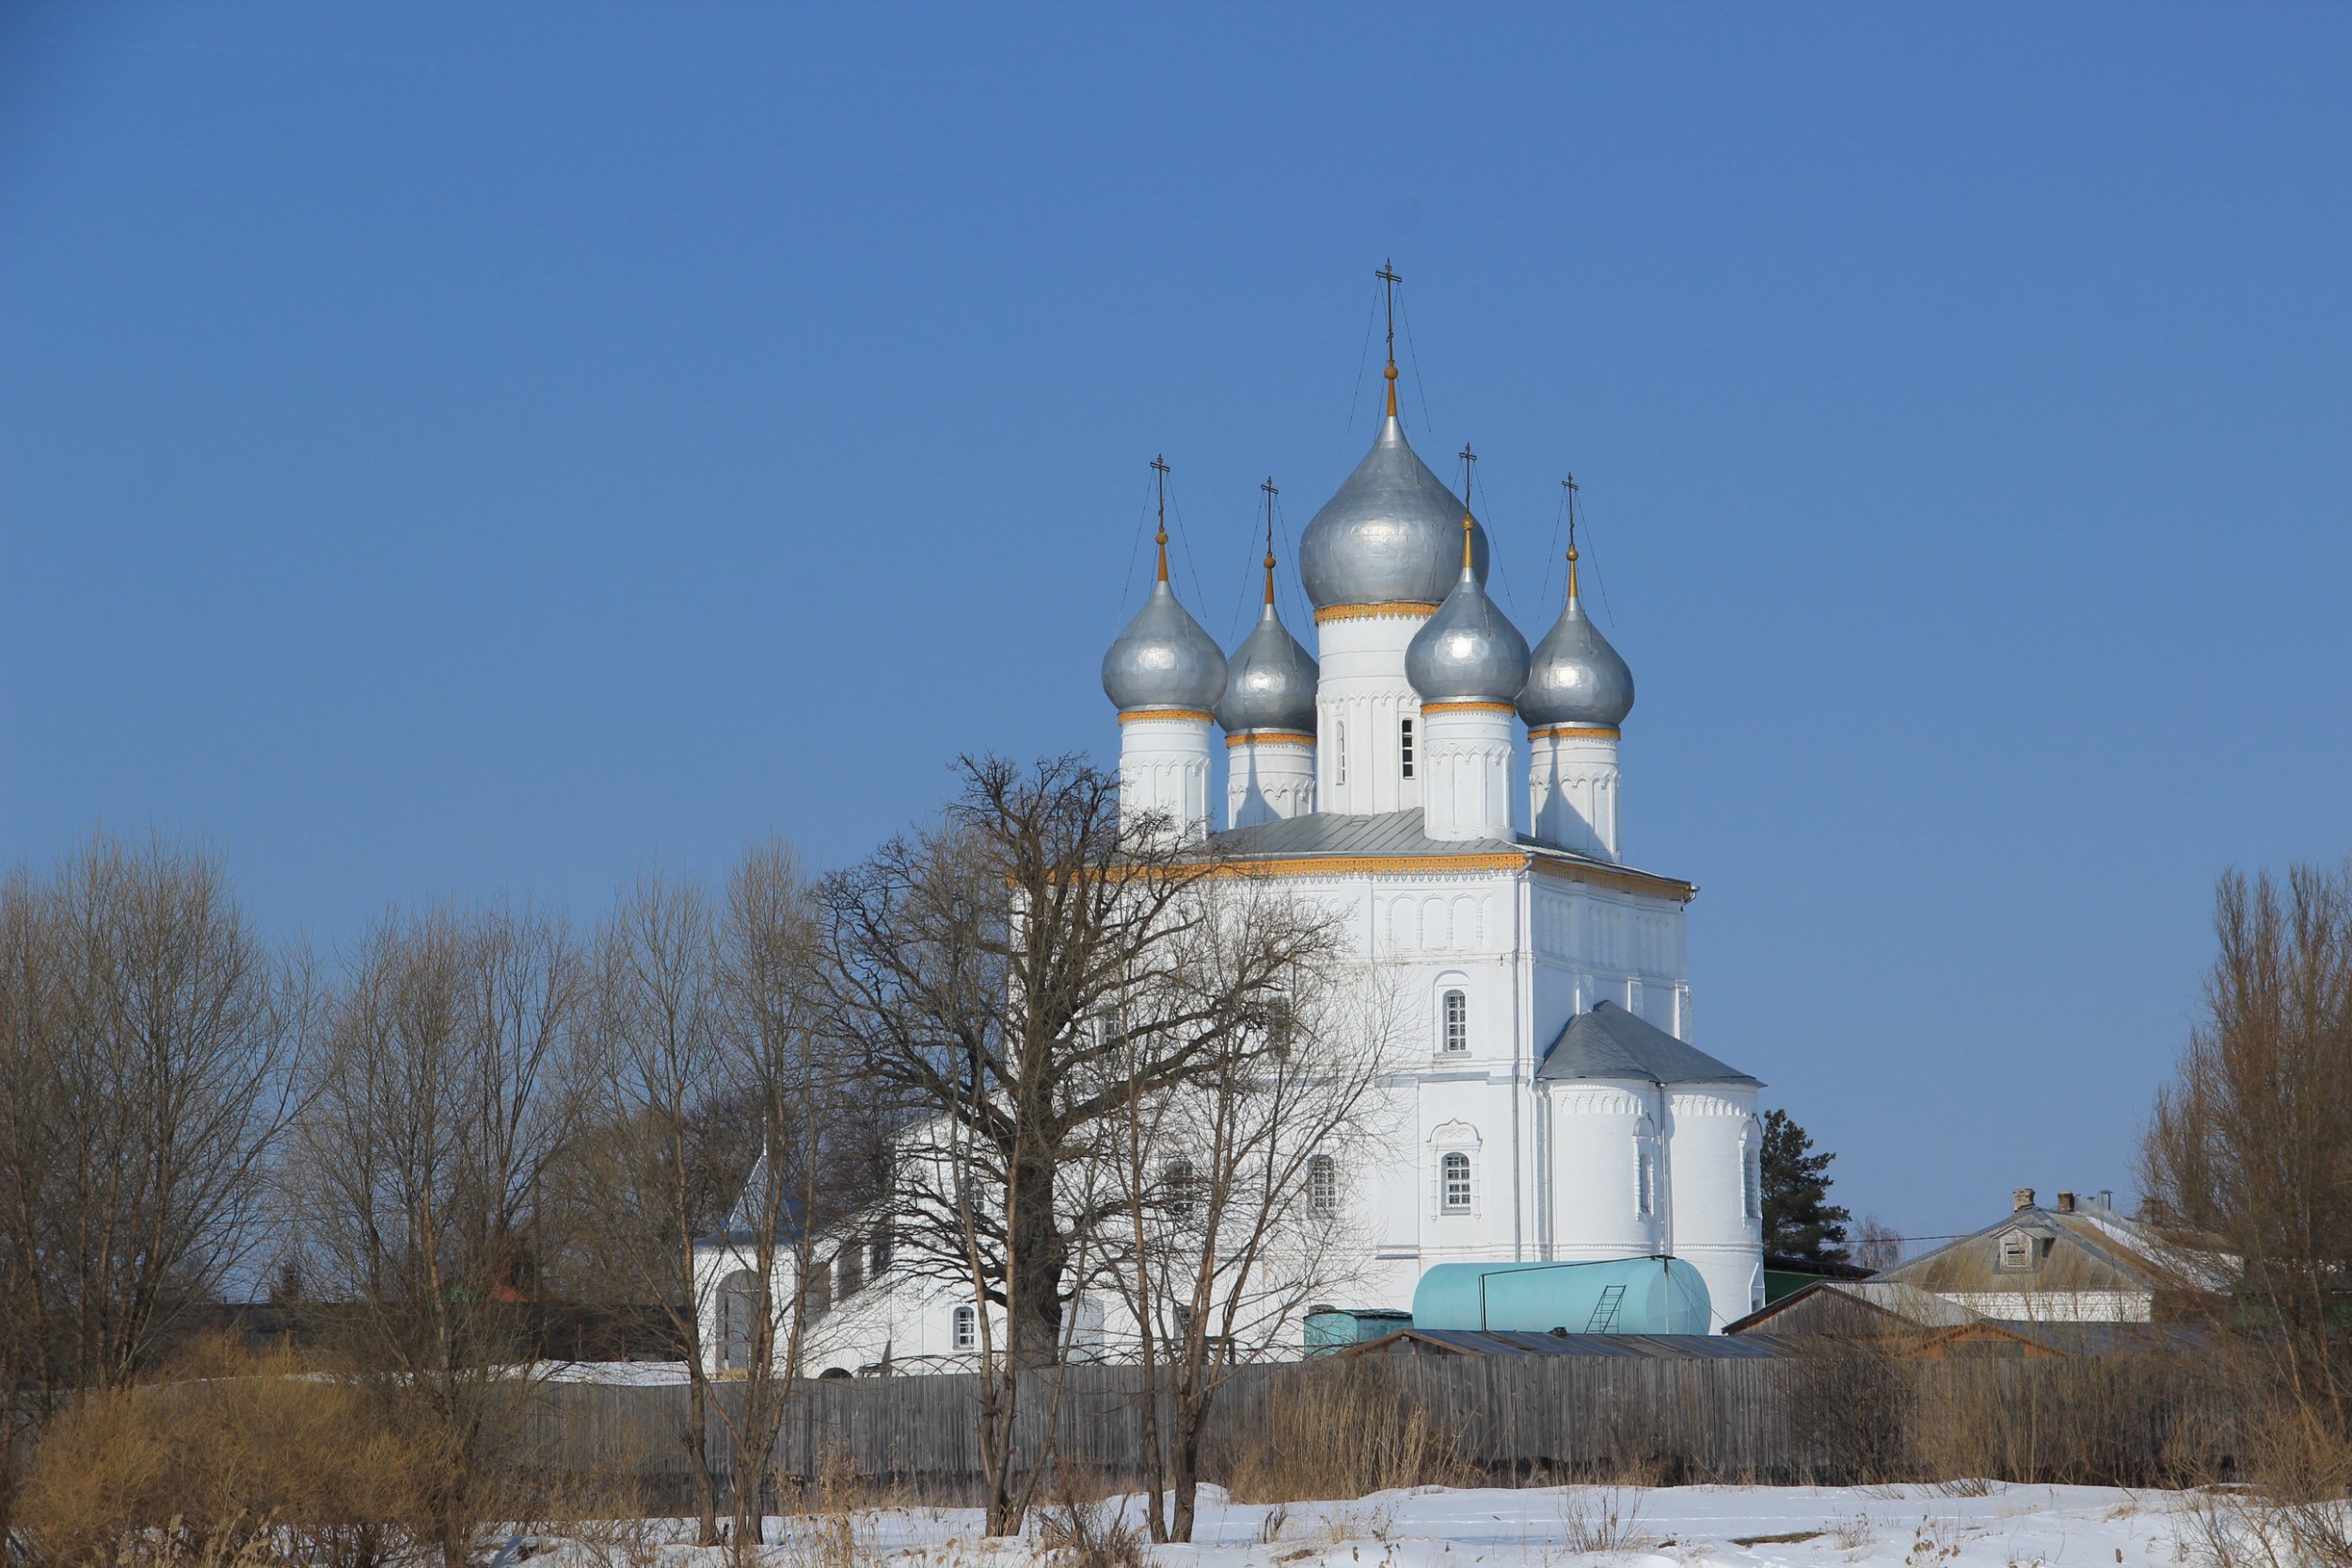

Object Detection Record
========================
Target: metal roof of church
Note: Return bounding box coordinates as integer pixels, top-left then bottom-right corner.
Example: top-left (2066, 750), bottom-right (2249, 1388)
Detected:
top-left (1536, 1000), bottom-right (1760, 1086)
top-left (1212, 808), bottom-right (1522, 859)
top-left (1205, 809), bottom-right (1694, 900)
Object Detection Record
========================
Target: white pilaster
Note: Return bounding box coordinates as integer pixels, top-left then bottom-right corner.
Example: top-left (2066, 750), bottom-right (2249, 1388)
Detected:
top-left (1118, 711), bottom-right (1215, 841)
top-left (1225, 732), bottom-right (1316, 829)
top-left (1529, 725), bottom-right (1622, 861)
top-left (1313, 608), bottom-right (1431, 816)
top-left (1421, 703), bottom-right (1517, 841)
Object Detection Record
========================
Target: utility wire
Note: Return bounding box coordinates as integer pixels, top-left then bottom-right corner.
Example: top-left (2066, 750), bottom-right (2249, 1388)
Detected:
top-left (1119, 475), bottom-right (1151, 617)
top-left (1399, 297), bottom-right (1437, 433)
top-left (1344, 285), bottom-right (1377, 437)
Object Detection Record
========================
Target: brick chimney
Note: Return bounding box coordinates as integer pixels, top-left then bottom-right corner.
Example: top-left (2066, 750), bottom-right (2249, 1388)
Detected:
top-left (2012, 1187), bottom-right (2036, 1212)
top-left (2056, 1191), bottom-right (2076, 1212)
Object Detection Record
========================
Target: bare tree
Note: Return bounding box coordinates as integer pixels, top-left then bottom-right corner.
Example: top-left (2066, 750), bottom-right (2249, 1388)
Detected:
top-left (1850, 1215), bottom-right (1904, 1274)
top-left (702, 837), bottom-right (879, 1555)
top-left (0, 833), bottom-right (303, 1543)
top-left (1103, 882), bottom-right (1393, 1542)
top-left (568, 869), bottom-right (746, 1546)
top-left (290, 900), bottom-right (583, 1568)
top-left (2142, 863), bottom-right (2352, 1446)
top-left (818, 755), bottom-right (1348, 1535)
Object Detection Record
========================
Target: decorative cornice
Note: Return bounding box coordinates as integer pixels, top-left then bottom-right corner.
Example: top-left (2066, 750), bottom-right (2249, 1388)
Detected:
top-left (1531, 724), bottom-right (1621, 742)
top-left (1117, 708), bottom-right (1215, 725)
top-left (1422, 702), bottom-right (1518, 717)
top-left (1205, 852), bottom-right (1526, 880)
top-left (1312, 601), bottom-right (1438, 626)
top-left (1528, 855), bottom-right (1696, 903)
top-left (1223, 730), bottom-right (1315, 749)
top-left (1103, 843), bottom-right (1696, 902)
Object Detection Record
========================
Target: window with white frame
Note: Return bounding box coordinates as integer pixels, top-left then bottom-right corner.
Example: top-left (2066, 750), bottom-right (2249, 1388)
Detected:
top-left (1441, 989), bottom-right (1468, 1053)
top-left (1440, 1151), bottom-right (1472, 1213)
top-left (1308, 1153), bottom-right (1338, 1214)
top-left (1637, 1145), bottom-right (1658, 1219)
top-left (951, 1304), bottom-right (977, 1351)
top-left (1333, 721), bottom-right (1348, 786)
top-left (1400, 717), bottom-right (1415, 779)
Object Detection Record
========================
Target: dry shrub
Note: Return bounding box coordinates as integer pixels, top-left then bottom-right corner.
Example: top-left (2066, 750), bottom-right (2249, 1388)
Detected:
top-left (1218, 1361), bottom-right (1470, 1502)
top-left (2178, 1401), bottom-right (2352, 1568)
top-left (767, 1445), bottom-right (879, 1568)
top-left (1556, 1486), bottom-right (1651, 1553)
top-left (16, 1337), bottom-right (444, 1568)
top-left (1908, 1354), bottom-right (2226, 1488)
top-left (1035, 1463), bottom-right (1142, 1568)
top-left (1780, 1337), bottom-right (1914, 1484)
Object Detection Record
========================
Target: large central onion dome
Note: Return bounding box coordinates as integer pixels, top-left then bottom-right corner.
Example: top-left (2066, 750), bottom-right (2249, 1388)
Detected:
top-left (1103, 570), bottom-right (1227, 715)
top-left (1217, 549), bottom-right (1318, 735)
top-left (1299, 414), bottom-right (1490, 610)
top-left (1519, 548), bottom-right (1634, 729)
top-left (1406, 516), bottom-right (1529, 703)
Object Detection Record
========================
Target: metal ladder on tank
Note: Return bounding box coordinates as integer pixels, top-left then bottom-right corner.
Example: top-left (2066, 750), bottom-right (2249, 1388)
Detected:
top-left (1584, 1283), bottom-right (1626, 1333)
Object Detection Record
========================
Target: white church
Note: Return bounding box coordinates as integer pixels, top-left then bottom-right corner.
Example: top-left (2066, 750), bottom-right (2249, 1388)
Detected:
top-left (698, 329), bottom-right (1766, 1375)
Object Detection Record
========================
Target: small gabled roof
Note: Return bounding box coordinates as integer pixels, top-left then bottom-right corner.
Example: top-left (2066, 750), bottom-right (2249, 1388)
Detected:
top-left (1724, 1279), bottom-right (1986, 1335)
top-left (1536, 1001), bottom-right (1759, 1087)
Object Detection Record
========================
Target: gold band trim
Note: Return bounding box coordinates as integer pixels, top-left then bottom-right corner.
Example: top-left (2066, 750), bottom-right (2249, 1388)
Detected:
top-left (1422, 701), bottom-right (1518, 717)
top-left (1531, 725), bottom-right (1621, 742)
top-left (1104, 849), bottom-right (1696, 904)
top-left (1116, 708), bottom-right (1214, 725)
top-left (1224, 731), bottom-right (1314, 749)
top-left (1312, 602), bottom-right (1439, 626)
top-left (1529, 856), bottom-right (1697, 903)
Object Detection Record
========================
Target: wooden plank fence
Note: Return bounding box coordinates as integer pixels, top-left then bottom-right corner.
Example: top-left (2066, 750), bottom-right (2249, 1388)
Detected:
top-left (520, 1353), bottom-right (2243, 1509)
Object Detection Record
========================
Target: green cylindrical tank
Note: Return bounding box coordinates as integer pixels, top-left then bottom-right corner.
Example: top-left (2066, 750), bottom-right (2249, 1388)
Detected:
top-left (1410, 1257), bottom-right (1711, 1335)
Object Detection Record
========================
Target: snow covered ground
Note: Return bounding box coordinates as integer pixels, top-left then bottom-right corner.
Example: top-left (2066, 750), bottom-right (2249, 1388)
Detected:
top-left (545, 1481), bottom-right (2221, 1568)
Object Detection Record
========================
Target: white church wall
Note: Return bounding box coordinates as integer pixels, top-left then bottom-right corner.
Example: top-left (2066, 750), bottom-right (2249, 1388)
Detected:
top-left (1312, 611), bottom-right (1428, 816)
top-left (1664, 1085), bottom-right (1766, 1327)
top-left (1544, 1082), bottom-right (1662, 1260)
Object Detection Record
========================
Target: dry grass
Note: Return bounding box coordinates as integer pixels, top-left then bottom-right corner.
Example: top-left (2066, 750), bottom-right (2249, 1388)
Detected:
top-left (1553, 1486), bottom-right (1652, 1554)
top-left (15, 1338), bottom-right (448, 1568)
top-left (1033, 1464), bottom-right (1142, 1568)
top-left (1217, 1361), bottom-right (1472, 1503)
top-left (1777, 1338), bottom-right (2238, 1489)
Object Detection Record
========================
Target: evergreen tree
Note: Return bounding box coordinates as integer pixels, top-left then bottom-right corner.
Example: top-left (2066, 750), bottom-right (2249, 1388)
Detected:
top-left (1760, 1108), bottom-right (1852, 1261)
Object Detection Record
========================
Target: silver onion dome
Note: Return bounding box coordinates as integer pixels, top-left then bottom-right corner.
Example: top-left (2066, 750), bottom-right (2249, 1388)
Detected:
top-left (1216, 592), bottom-right (1318, 736)
top-left (1298, 414), bottom-right (1490, 610)
top-left (1405, 526), bottom-right (1530, 704)
top-left (1102, 578), bottom-right (1228, 714)
top-left (1519, 560), bottom-right (1634, 729)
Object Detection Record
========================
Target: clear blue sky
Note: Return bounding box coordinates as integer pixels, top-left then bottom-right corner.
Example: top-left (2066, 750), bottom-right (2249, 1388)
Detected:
top-left (7, 4), bottom-right (2349, 1244)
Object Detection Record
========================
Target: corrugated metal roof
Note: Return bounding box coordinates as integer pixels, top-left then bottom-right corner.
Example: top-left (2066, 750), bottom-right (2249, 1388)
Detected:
top-left (1347, 1327), bottom-right (1794, 1359)
top-left (1536, 1001), bottom-right (1759, 1086)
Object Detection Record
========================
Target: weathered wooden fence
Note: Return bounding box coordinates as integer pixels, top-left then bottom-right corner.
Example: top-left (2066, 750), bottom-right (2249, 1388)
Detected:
top-left (521, 1353), bottom-right (2243, 1509)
